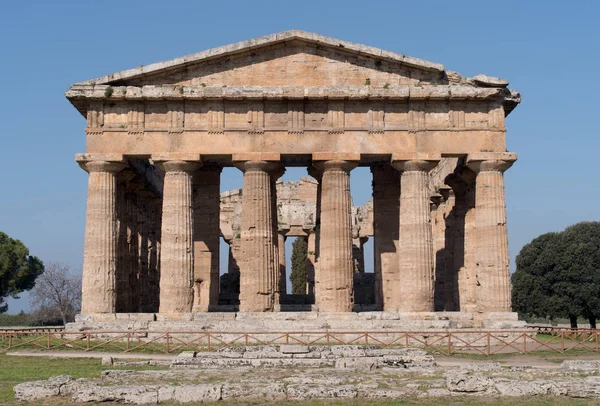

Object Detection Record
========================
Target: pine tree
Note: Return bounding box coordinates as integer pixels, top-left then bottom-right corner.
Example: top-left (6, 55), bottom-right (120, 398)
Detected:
top-left (290, 237), bottom-right (308, 295)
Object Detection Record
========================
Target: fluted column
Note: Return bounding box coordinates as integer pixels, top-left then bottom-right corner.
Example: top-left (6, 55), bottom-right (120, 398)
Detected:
top-left (78, 159), bottom-right (125, 313)
top-left (467, 154), bottom-right (516, 313)
top-left (306, 230), bottom-right (316, 296)
top-left (192, 166), bottom-right (222, 312)
top-left (313, 160), bottom-right (357, 312)
top-left (392, 156), bottom-right (439, 312)
top-left (156, 160), bottom-right (201, 313)
top-left (371, 165), bottom-right (400, 310)
top-left (447, 170), bottom-right (478, 312)
top-left (278, 231), bottom-right (287, 295)
top-left (270, 168), bottom-right (285, 307)
top-left (237, 160), bottom-right (280, 312)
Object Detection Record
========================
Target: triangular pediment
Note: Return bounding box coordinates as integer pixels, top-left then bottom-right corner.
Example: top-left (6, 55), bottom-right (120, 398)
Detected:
top-left (75, 31), bottom-right (449, 88)
top-left (68, 31), bottom-right (521, 116)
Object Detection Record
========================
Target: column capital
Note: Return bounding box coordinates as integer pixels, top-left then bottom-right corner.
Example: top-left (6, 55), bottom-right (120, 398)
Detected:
top-left (78, 160), bottom-right (126, 174)
top-left (313, 160), bottom-right (358, 173)
top-left (307, 166), bottom-right (323, 181)
top-left (466, 152), bottom-right (517, 173)
top-left (391, 152), bottom-right (440, 173)
top-left (157, 160), bottom-right (202, 173)
top-left (234, 160), bottom-right (283, 174)
top-left (392, 159), bottom-right (438, 173)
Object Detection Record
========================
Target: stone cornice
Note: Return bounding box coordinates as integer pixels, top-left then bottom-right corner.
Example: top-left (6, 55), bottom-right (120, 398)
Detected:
top-left (67, 84), bottom-right (509, 102)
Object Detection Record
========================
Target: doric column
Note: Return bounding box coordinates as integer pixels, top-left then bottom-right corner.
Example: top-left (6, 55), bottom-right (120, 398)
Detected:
top-left (76, 155), bottom-right (125, 314)
top-left (307, 167), bottom-right (322, 302)
top-left (306, 229), bottom-right (316, 296)
top-left (392, 153), bottom-right (440, 312)
top-left (192, 166), bottom-right (222, 312)
top-left (147, 195), bottom-right (162, 313)
top-left (136, 188), bottom-right (154, 313)
top-left (115, 170), bottom-right (136, 313)
top-left (278, 231), bottom-right (287, 296)
top-left (270, 169), bottom-right (285, 306)
top-left (313, 159), bottom-right (358, 312)
top-left (236, 159), bottom-right (280, 312)
top-left (154, 155), bottom-right (201, 314)
top-left (371, 165), bottom-right (400, 310)
top-left (446, 170), bottom-right (477, 312)
top-left (467, 152), bottom-right (517, 313)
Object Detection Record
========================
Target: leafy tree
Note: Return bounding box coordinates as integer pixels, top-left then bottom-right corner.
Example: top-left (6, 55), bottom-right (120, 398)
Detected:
top-left (290, 237), bottom-right (308, 295)
top-left (30, 262), bottom-right (81, 325)
top-left (0, 232), bottom-right (44, 313)
top-left (512, 222), bottom-right (600, 328)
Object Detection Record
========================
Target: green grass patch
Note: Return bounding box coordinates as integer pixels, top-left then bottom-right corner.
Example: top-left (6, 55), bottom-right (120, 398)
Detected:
top-left (0, 353), bottom-right (166, 405)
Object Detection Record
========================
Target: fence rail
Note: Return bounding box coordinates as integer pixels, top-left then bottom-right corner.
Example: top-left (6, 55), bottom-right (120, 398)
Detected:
top-left (0, 329), bottom-right (598, 356)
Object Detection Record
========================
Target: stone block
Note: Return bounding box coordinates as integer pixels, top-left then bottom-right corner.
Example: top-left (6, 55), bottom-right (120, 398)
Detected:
top-left (335, 357), bottom-right (377, 370)
top-left (172, 385), bottom-right (222, 403)
top-left (287, 384), bottom-right (358, 399)
top-left (446, 373), bottom-right (494, 393)
top-left (101, 356), bottom-right (113, 366)
top-left (72, 385), bottom-right (160, 404)
top-left (222, 383), bottom-right (287, 401)
top-left (562, 360), bottom-right (600, 371)
top-left (279, 344), bottom-right (309, 354)
top-left (14, 375), bottom-right (74, 402)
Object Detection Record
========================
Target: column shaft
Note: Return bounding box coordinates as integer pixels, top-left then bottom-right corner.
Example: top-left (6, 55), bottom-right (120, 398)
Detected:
top-left (158, 161), bottom-right (200, 313)
top-left (471, 161), bottom-right (512, 312)
top-left (306, 231), bottom-right (316, 296)
top-left (278, 232), bottom-right (286, 295)
top-left (192, 167), bottom-right (221, 312)
top-left (314, 160), bottom-right (357, 312)
top-left (238, 161), bottom-right (278, 312)
top-left (79, 161), bottom-right (124, 313)
top-left (371, 165), bottom-right (400, 310)
top-left (393, 159), bottom-right (438, 312)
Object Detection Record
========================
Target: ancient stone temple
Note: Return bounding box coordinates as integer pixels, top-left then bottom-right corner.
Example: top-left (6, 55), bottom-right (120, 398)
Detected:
top-left (66, 31), bottom-right (522, 330)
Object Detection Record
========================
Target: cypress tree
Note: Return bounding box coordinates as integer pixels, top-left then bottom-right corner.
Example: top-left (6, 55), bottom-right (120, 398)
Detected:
top-left (290, 237), bottom-right (308, 295)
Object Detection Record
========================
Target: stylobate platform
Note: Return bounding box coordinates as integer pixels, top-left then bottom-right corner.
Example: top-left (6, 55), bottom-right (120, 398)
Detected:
top-left (67, 311), bottom-right (525, 333)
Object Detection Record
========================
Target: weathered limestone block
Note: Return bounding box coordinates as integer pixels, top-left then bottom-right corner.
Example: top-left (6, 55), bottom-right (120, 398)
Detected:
top-left (222, 383), bottom-right (287, 401)
top-left (314, 160), bottom-right (357, 312)
top-left (392, 155), bottom-right (440, 312)
top-left (280, 344), bottom-right (309, 354)
top-left (78, 159), bottom-right (125, 313)
top-left (72, 384), bottom-right (160, 404)
top-left (286, 384), bottom-right (358, 399)
top-left (562, 360), bottom-right (600, 371)
top-left (14, 375), bottom-right (74, 402)
top-left (156, 159), bottom-right (201, 313)
top-left (446, 373), bottom-right (495, 393)
top-left (494, 380), bottom-right (561, 397)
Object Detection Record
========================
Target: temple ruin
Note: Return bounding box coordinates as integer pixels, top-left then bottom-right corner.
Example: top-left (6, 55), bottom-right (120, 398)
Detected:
top-left (66, 31), bottom-right (523, 330)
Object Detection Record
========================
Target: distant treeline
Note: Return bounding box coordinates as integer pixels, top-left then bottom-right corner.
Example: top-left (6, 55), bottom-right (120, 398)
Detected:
top-left (0, 312), bottom-right (64, 327)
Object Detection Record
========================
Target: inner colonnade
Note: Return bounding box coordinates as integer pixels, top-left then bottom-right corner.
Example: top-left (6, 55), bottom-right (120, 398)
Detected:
top-left (76, 152), bottom-right (515, 315)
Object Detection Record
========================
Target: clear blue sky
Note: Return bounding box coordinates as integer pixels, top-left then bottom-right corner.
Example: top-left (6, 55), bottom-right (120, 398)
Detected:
top-left (1, 1), bottom-right (598, 313)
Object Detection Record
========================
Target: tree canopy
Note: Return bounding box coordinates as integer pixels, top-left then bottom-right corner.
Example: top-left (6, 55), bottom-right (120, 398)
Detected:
top-left (512, 222), bottom-right (600, 328)
top-left (0, 231), bottom-right (44, 313)
top-left (30, 262), bottom-right (81, 325)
